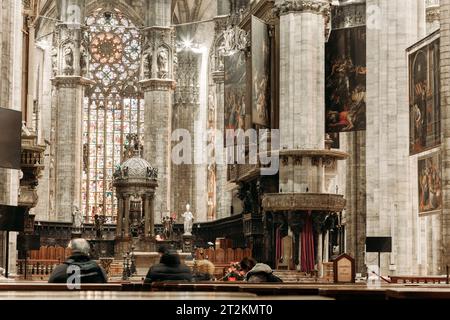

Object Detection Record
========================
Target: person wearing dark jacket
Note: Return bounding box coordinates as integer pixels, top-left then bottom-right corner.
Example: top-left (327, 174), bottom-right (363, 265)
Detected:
top-left (245, 263), bottom-right (283, 283)
top-left (48, 238), bottom-right (107, 284)
top-left (144, 250), bottom-right (192, 283)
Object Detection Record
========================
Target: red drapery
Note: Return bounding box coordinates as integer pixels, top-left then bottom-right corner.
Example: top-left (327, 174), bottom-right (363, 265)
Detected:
top-left (301, 212), bottom-right (315, 272)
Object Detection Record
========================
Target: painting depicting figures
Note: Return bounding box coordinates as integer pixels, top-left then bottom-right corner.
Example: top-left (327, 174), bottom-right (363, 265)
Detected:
top-left (418, 152), bottom-right (442, 214)
top-left (409, 37), bottom-right (441, 155)
top-left (224, 51), bottom-right (247, 132)
top-left (251, 16), bottom-right (271, 127)
top-left (325, 26), bottom-right (366, 133)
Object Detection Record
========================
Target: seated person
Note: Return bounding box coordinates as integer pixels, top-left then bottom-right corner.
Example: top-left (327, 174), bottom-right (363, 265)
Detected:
top-left (144, 250), bottom-right (192, 283)
top-left (48, 238), bottom-right (107, 284)
top-left (244, 262), bottom-right (283, 283)
top-left (192, 260), bottom-right (215, 281)
top-left (239, 257), bottom-right (256, 276)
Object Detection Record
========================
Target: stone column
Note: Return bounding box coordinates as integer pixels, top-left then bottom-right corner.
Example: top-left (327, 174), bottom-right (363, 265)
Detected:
top-left (143, 194), bottom-right (150, 237)
top-left (0, 0), bottom-right (23, 276)
top-left (123, 195), bottom-right (130, 238)
top-left (366, 0), bottom-right (425, 275)
top-left (212, 69), bottom-right (231, 219)
top-left (275, 0), bottom-right (330, 193)
top-left (141, 0), bottom-right (175, 224)
top-left (52, 0), bottom-right (91, 222)
top-left (440, 0), bottom-right (450, 270)
top-left (116, 195), bottom-right (124, 238)
top-left (317, 232), bottom-right (323, 276)
top-left (149, 194), bottom-right (155, 236)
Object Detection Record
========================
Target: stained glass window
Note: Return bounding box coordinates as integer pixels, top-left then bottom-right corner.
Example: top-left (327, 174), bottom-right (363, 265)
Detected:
top-left (82, 9), bottom-right (144, 223)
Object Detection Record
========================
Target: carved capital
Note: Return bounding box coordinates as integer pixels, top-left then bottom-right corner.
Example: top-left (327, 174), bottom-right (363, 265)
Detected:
top-left (426, 6), bottom-right (440, 24)
top-left (52, 76), bottom-right (94, 88)
top-left (212, 71), bottom-right (225, 83)
top-left (139, 79), bottom-right (176, 91)
top-left (274, 0), bottom-right (330, 17)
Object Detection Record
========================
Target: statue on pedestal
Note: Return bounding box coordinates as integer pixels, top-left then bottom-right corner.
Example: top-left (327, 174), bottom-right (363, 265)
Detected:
top-left (182, 204), bottom-right (194, 236)
top-left (72, 205), bottom-right (83, 234)
top-left (162, 215), bottom-right (174, 240)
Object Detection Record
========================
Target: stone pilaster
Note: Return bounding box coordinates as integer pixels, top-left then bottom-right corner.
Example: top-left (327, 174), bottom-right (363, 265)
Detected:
top-left (212, 14), bottom-right (232, 220)
top-left (141, 8), bottom-right (176, 223)
top-left (52, 0), bottom-right (91, 222)
top-left (365, 0), bottom-right (425, 275)
top-left (440, 0), bottom-right (450, 271)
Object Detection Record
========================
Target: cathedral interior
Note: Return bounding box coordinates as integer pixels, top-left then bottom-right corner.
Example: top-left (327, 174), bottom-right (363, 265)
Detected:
top-left (1, 0), bottom-right (450, 301)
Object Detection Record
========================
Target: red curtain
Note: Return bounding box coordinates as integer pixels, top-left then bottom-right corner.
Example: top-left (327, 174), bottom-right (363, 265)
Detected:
top-left (301, 212), bottom-right (315, 272)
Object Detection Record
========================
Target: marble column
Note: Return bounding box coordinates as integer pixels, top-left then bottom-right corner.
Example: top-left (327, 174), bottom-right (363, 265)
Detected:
top-left (0, 0), bottom-right (23, 276)
top-left (123, 195), bottom-right (130, 238)
top-left (149, 194), bottom-right (155, 237)
top-left (440, 0), bottom-right (450, 270)
top-left (275, 0), bottom-right (330, 193)
top-left (143, 194), bottom-right (150, 237)
top-left (52, 0), bottom-right (91, 222)
top-left (141, 0), bottom-right (175, 224)
top-left (212, 69), bottom-right (230, 219)
top-left (116, 195), bottom-right (124, 238)
top-left (365, 0), bottom-right (425, 275)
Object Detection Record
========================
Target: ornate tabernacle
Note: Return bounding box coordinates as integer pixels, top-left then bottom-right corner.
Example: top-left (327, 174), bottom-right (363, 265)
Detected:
top-left (113, 135), bottom-right (158, 257)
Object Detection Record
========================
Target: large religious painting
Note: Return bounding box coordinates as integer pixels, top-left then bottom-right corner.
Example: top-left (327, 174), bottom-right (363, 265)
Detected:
top-left (224, 51), bottom-right (247, 134)
top-left (408, 36), bottom-right (441, 155)
top-left (251, 16), bottom-right (270, 127)
top-left (418, 152), bottom-right (442, 214)
top-left (325, 26), bottom-right (366, 133)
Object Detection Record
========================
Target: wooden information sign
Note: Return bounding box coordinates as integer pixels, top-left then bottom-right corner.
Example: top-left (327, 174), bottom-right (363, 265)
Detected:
top-left (333, 253), bottom-right (355, 283)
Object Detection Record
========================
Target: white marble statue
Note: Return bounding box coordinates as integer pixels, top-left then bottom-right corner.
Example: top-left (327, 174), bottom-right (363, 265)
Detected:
top-left (181, 204), bottom-right (194, 236)
top-left (72, 205), bottom-right (83, 233)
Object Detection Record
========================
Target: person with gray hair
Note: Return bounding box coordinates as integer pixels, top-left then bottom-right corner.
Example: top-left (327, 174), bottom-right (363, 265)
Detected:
top-left (48, 238), bottom-right (107, 284)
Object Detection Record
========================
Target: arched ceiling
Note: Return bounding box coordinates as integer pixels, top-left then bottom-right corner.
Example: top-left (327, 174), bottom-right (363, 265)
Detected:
top-left (35, 0), bottom-right (216, 40)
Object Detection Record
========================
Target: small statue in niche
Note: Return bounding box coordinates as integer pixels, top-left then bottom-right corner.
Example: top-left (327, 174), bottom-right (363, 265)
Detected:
top-left (143, 47), bottom-right (152, 78)
top-left (157, 47), bottom-right (169, 79)
top-left (64, 46), bottom-right (74, 68)
top-left (80, 46), bottom-right (88, 76)
top-left (51, 47), bottom-right (58, 76)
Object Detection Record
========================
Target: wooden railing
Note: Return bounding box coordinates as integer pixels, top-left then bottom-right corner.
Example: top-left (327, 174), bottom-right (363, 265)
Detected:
top-left (390, 276), bottom-right (449, 284)
top-left (16, 259), bottom-right (60, 279)
top-left (194, 248), bottom-right (252, 265)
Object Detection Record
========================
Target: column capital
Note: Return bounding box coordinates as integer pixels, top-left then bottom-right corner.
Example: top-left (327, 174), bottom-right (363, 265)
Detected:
top-left (52, 76), bottom-right (94, 88)
top-left (140, 79), bottom-right (176, 91)
top-left (212, 70), bottom-right (225, 84)
top-left (274, 0), bottom-right (330, 17)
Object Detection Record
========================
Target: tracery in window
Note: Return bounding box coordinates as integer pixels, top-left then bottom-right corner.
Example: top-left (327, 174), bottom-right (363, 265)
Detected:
top-left (82, 9), bottom-right (144, 223)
